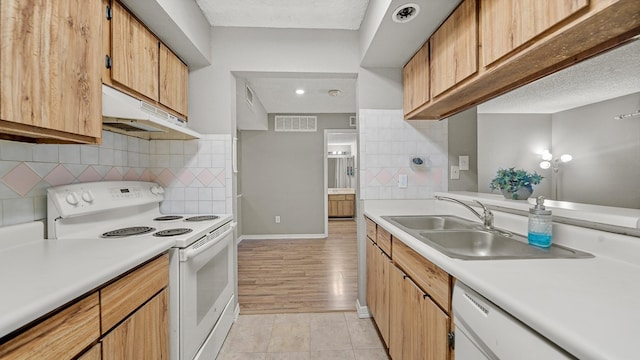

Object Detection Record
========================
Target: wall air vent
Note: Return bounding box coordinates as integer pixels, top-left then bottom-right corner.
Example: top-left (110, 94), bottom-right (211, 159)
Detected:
top-left (275, 116), bottom-right (317, 132)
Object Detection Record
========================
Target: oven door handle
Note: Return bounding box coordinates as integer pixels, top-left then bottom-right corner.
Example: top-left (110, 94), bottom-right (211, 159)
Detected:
top-left (180, 223), bottom-right (236, 262)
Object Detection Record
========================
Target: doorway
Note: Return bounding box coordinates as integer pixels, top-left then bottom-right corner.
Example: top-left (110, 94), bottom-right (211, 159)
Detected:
top-left (324, 129), bottom-right (358, 236)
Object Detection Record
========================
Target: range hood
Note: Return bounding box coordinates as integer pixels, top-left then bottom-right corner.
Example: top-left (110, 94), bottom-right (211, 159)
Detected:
top-left (102, 85), bottom-right (201, 140)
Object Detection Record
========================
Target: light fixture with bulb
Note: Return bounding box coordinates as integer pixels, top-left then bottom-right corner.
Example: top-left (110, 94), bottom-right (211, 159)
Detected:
top-left (539, 149), bottom-right (572, 173)
top-left (295, 89), bottom-right (305, 95)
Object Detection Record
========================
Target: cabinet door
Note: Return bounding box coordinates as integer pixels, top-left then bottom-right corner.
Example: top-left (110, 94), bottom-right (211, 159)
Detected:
top-left (390, 266), bottom-right (428, 360)
top-left (480, 0), bottom-right (589, 67)
top-left (0, 0), bottom-right (102, 142)
top-left (375, 250), bottom-right (391, 346)
top-left (430, 0), bottom-right (477, 97)
top-left (366, 238), bottom-right (377, 320)
top-left (102, 289), bottom-right (169, 360)
top-left (403, 42), bottom-right (430, 116)
top-left (159, 44), bottom-right (188, 117)
top-left (426, 296), bottom-right (450, 360)
top-left (78, 343), bottom-right (102, 360)
top-left (111, 1), bottom-right (159, 101)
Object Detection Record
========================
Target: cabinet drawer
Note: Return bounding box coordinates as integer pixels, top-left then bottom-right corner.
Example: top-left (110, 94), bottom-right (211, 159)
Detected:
top-left (376, 227), bottom-right (392, 256)
top-left (393, 240), bottom-right (451, 312)
top-left (0, 293), bottom-right (100, 360)
top-left (345, 194), bottom-right (355, 201)
top-left (101, 253), bottom-right (169, 333)
top-left (365, 217), bottom-right (376, 240)
top-left (329, 194), bottom-right (346, 200)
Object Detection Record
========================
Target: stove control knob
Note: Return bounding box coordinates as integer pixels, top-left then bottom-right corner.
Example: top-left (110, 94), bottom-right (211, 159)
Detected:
top-left (81, 191), bottom-right (94, 203)
top-left (65, 192), bottom-right (79, 206)
top-left (151, 186), bottom-right (164, 195)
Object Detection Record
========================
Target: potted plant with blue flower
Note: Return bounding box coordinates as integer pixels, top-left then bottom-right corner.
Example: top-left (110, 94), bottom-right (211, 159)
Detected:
top-left (489, 167), bottom-right (543, 200)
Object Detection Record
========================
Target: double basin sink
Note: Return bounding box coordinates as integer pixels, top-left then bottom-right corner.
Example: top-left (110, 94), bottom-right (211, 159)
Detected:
top-left (381, 215), bottom-right (593, 260)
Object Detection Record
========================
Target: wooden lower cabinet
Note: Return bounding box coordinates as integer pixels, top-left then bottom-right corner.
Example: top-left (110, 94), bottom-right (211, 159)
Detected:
top-left (102, 289), bottom-right (169, 360)
top-left (0, 293), bottom-right (100, 360)
top-left (366, 218), bottom-right (452, 359)
top-left (366, 237), bottom-right (391, 346)
top-left (328, 194), bottom-right (355, 218)
top-left (0, 254), bottom-right (169, 360)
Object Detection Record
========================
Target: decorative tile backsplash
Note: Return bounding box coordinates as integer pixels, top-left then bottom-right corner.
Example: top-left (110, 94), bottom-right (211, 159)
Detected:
top-left (359, 109), bottom-right (449, 199)
top-left (0, 131), bottom-right (231, 226)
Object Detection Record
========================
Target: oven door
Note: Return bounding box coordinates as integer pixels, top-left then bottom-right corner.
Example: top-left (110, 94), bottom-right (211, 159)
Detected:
top-left (178, 222), bottom-right (235, 360)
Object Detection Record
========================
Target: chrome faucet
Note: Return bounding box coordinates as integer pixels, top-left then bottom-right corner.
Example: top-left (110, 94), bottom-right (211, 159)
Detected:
top-left (435, 196), bottom-right (494, 230)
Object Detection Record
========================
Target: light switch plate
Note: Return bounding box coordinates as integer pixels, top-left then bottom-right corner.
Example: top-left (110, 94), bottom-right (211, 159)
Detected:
top-left (459, 156), bottom-right (469, 171)
top-left (450, 165), bottom-right (460, 180)
top-left (398, 174), bottom-right (408, 188)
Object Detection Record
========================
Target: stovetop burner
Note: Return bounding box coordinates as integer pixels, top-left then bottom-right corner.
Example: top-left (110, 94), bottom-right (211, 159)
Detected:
top-left (154, 215), bottom-right (184, 221)
top-left (185, 215), bottom-right (219, 222)
top-left (153, 228), bottom-right (193, 237)
top-left (101, 226), bottom-right (156, 238)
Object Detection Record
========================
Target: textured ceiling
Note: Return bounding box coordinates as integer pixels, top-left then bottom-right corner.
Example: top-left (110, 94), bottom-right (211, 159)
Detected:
top-left (235, 72), bottom-right (357, 114)
top-left (478, 40), bottom-right (640, 114)
top-left (195, 0), bottom-right (370, 30)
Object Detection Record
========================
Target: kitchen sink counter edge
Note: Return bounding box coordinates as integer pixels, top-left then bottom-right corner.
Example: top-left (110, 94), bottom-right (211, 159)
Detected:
top-left (0, 225), bottom-right (175, 339)
top-left (363, 198), bottom-right (640, 360)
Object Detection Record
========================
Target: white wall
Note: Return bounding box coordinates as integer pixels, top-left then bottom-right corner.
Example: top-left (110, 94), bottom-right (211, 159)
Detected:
top-left (235, 78), bottom-right (268, 130)
top-left (552, 93), bottom-right (640, 208)
top-left (359, 0), bottom-right (393, 63)
top-left (189, 27), bottom-right (360, 135)
top-left (357, 67), bottom-right (403, 109)
top-left (477, 114), bottom-right (553, 197)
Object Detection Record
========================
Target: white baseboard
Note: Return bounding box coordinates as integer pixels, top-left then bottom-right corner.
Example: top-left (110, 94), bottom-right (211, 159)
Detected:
top-left (238, 233), bottom-right (326, 244)
top-left (356, 298), bottom-right (371, 318)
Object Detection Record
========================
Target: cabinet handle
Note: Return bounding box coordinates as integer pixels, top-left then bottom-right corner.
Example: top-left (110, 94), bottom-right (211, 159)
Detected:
top-left (105, 55), bottom-right (112, 69)
top-left (106, 5), bottom-right (113, 20)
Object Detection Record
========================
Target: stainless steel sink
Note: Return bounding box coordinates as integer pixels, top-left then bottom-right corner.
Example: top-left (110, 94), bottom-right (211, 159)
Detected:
top-left (382, 215), bottom-right (479, 231)
top-left (381, 215), bottom-right (593, 260)
top-left (417, 230), bottom-right (593, 260)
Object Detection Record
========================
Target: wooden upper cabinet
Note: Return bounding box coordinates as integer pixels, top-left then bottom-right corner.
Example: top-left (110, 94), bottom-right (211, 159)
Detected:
top-left (0, 0), bottom-right (102, 143)
top-left (480, 0), bottom-right (589, 67)
top-left (430, 0), bottom-right (478, 98)
top-left (111, 0), bottom-right (159, 102)
top-left (403, 42), bottom-right (430, 116)
top-left (159, 44), bottom-right (189, 117)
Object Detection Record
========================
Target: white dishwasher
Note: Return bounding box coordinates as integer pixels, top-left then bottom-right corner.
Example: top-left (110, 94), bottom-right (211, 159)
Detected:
top-left (453, 281), bottom-right (575, 359)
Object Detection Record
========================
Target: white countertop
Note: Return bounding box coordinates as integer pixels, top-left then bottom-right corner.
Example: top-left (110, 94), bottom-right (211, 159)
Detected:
top-left (0, 229), bottom-right (175, 339)
top-left (364, 199), bottom-right (640, 360)
top-left (328, 188), bottom-right (356, 195)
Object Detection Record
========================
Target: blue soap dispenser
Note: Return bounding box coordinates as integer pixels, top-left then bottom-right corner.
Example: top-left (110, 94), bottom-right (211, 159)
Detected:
top-left (528, 196), bottom-right (552, 248)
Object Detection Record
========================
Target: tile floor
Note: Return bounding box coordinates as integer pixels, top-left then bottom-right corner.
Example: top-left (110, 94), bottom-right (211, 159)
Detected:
top-left (217, 311), bottom-right (389, 360)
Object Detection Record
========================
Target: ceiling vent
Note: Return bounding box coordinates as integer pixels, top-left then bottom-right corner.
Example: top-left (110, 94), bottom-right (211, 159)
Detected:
top-left (392, 3), bottom-right (420, 23)
top-left (275, 116), bottom-right (317, 132)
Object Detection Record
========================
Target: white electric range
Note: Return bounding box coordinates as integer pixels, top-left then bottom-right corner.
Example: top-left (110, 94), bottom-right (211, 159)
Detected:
top-left (47, 181), bottom-right (236, 360)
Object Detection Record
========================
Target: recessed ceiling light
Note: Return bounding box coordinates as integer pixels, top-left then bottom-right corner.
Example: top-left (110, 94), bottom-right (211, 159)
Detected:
top-left (328, 89), bottom-right (341, 97)
top-left (392, 3), bottom-right (420, 23)
top-left (295, 89), bottom-right (305, 95)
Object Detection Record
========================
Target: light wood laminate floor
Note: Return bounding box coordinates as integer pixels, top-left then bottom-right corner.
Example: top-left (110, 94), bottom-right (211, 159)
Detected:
top-left (238, 220), bottom-right (357, 314)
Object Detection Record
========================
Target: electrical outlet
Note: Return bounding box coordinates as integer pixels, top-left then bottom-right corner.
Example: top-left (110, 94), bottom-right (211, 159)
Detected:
top-left (459, 156), bottom-right (469, 171)
top-left (398, 174), bottom-right (408, 188)
top-left (275, 216), bottom-right (281, 223)
top-left (450, 165), bottom-right (460, 180)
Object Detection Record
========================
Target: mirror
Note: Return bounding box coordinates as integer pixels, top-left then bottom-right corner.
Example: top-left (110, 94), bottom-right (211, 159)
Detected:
top-left (476, 39), bottom-right (640, 210)
top-left (328, 156), bottom-right (356, 189)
